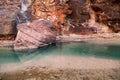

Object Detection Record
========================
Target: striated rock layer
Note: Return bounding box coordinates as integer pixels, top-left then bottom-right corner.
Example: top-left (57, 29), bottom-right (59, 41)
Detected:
top-left (14, 19), bottom-right (56, 51)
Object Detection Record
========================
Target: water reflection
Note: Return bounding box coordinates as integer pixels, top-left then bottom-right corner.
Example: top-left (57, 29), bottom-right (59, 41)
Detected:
top-left (0, 49), bottom-right (20, 64)
top-left (0, 42), bottom-right (120, 64)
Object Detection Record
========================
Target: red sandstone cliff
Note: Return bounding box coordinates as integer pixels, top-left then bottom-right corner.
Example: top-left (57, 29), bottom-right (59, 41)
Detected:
top-left (0, 0), bottom-right (120, 40)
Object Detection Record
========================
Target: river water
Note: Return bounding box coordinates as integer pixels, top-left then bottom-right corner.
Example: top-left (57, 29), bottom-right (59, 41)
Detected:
top-left (0, 42), bottom-right (120, 64)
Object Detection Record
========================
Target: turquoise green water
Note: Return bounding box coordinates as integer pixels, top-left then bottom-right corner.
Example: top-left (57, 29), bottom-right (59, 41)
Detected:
top-left (0, 42), bottom-right (120, 64)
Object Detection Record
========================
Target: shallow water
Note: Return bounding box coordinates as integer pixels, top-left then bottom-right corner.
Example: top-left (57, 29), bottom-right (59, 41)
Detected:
top-left (0, 42), bottom-right (120, 64)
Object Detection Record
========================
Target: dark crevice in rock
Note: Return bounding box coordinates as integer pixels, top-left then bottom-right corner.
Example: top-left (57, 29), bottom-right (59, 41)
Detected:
top-left (91, 5), bottom-right (103, 12)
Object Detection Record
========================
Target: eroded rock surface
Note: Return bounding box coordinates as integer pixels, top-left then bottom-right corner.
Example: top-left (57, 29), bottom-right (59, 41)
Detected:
top-left (0, 0), bottom-right (120, 48)
top-left (68, 0), bottom-right (120, 34)
top-left (32, 0), bottom-right (72, 34)
top-left (14, 19), bottom-right (56, 51)
top-left (0, 0), bottom-right (20, 39)
top-left (0, 0), bottom-right (120, 37)
top-left (91, 1), bottom-right (120, 32)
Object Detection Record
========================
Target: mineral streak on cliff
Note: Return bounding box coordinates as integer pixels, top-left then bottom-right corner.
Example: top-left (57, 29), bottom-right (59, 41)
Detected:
top-left (20, 0), bottom-right (32, 24)
top-left (16, 0), bottom-right (32, 25)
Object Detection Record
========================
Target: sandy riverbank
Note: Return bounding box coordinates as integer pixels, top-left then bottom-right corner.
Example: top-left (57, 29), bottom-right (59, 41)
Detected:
top-left (0, 56), bottom-right (120, 80)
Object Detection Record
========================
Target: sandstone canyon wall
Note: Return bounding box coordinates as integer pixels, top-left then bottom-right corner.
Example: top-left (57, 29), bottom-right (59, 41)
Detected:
top-left (68, 0), bottom-right (120, 34)
top-left (0, 0), bottom-right (120, 40)
top-left (0, 0), bottom-right (20, 40)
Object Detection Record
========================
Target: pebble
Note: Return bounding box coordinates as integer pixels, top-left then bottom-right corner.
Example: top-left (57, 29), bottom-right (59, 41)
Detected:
top-left (21, 71), bottom-right (25, 75)
top-left (28, 73), bottom-right (32, 76)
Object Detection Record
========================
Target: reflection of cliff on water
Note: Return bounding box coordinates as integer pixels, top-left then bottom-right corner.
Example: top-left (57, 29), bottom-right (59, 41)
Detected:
top-left (0, 42), bottom-right (120, 64)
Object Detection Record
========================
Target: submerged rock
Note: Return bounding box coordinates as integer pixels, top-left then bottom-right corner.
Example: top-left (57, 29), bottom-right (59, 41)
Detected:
top-left (14, 19), bottom-right (56, 51)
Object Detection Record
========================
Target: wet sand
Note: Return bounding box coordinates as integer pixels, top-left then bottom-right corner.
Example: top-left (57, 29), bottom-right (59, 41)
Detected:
top-left (0, 56), bottom-right (120, 80)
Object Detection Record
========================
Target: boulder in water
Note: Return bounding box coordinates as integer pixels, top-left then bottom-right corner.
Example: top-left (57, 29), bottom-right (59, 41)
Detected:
top-left (14, 19), bottom-right (57, 51)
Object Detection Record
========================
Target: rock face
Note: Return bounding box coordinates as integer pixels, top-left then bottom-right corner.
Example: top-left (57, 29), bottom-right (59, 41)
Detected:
top-left (14, 19), bottom-right (56, 51)
top-left (0, 0), bottom-right (20, 39)
top-left (68, 0), bottom-right (95, 35)
top-left (32, 0), bottom-right (72, 34)
top-left (16, 0), bottom-right (120, 35)
top-left (91, 1), bottom-right (120, 32)
top-left (0, 0), bottom-right (120, 42)
top-left (68, 0), bottom-right (120, 34)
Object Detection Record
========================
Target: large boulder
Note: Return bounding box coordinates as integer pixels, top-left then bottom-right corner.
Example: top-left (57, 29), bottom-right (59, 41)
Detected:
top-left (14, 19), bottom-right (57, 51)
